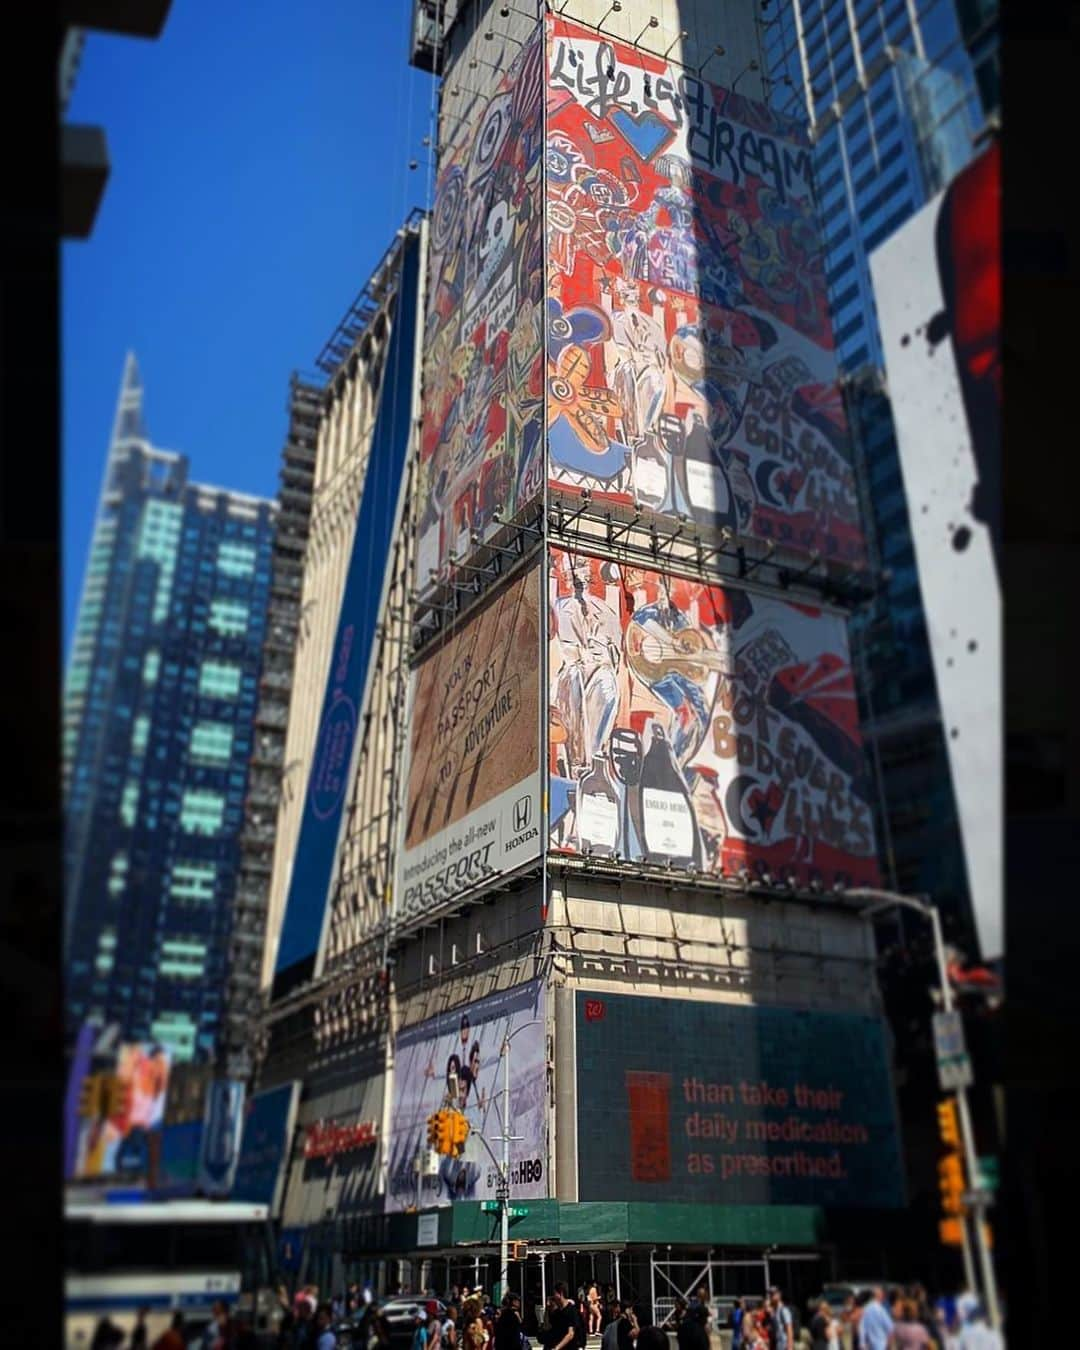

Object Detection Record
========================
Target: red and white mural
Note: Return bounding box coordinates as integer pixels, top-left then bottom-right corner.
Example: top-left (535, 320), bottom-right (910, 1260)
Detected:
top-left (544, 16), bottom-right (863, 565)
top-left (548, 547), bottom-right (879, 888)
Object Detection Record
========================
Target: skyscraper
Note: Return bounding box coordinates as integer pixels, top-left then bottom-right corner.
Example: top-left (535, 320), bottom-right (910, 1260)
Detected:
top-left (762, 0), bottom-right (996, 955)
top-left (63, 354), bottom-right (276, 1062)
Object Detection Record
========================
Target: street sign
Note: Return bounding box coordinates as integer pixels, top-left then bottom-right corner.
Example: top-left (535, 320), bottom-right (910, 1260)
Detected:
top-left (932, 1010), bottom-right (974, 1091)
top-left (479, 1201), bottom-right (529, 1216)
top-left (977, 1156), bottom-right (999, 1191)
top-left (508, 1206), bottom-right (529, 1218)
top-left (481, 1201), bottom-right (499, 1212)
top-left (962, 1190), bottom-right (995, 1209)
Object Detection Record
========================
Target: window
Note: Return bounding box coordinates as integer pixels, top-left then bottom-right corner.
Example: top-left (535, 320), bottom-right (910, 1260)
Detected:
top-left (189, 721), bottom-right (234, 765)
top-left (143, 648), bottom-right (161, 684)
top-left (151, 1011), bottom-right (197, 1061)
top-left (853, 140), bottom-right (905, 196)
top-left (216, 541), bottom-right (257, 577)
top-left (160, 938), bottom-right (208, 980)
top-left (120, 780), bottom-right (140, 827)
top-left (209, 600), bottom-right (249, 637)
top-left (179, 789), bottom-right (225, 835)
top-left (864, 200), bottom-right (915, 251)
top-left (169, 862), bottom-right (217, 903)
top-left (832, 282), bottom-right (861, 314)
top-left (131, 715), bottom-right (150, 757)
top-left (107, 853), bottom-right (128, 898)
top-left (198, 661), bottom-right (242, 698)
top-left (827, 254), bottom-right (856, 288)
top-left (833, 313), bottom-right (866, 346)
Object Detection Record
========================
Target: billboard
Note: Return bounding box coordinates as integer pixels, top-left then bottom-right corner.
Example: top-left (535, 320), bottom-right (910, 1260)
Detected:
top-left (416, 20), bottom-right (545, 594)
top-left (398, 562), bottom-right (542, 923)
top-left (274, 226), bottom-right (423, 1000)
top-left (548, 548), bottom-right (877, 888)
top-left (575, 991), bottom-right (904, 1208)
top-left (73, 1042), bottom-right (171, 1179)
top-left (198, 1079), bottom-right (246, 1197)
top-left (869, 141), bottom-right (1000, 961)
top-left (385, 980), bottom-right (547, 1213)
top-left (156, 1062), bottom-right (212, 1197)
top-left (233, 1080), bottom-right (301, 1214)
top-left (544, 16), bottom-right (862, 565)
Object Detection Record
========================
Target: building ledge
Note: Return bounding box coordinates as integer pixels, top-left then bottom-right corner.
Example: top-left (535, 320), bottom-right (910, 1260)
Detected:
top-left (62, 124), bottom-right (110, 239)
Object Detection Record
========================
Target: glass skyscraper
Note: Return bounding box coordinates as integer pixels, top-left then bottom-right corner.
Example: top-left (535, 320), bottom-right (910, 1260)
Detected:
top-left (762, 0), bottom-right (995, 955)
top-left (63, 355), bottom-right (276, 1062)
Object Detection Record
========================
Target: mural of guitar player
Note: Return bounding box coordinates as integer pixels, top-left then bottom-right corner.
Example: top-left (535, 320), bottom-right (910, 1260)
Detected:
top-left (548, 548), bottom-right (879, 888)
top-left (544, 15), bottom-right (864, 566)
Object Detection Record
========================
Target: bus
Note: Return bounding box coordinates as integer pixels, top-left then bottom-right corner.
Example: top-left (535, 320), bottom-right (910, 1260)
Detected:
top-left (65, 1197), bottom-right (283, 1346)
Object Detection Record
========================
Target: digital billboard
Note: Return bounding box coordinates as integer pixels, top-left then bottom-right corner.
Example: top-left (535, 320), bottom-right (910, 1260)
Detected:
top-left (385, 980), bottom-right (547, 1213)
top-left (544, 16), bottom-right (862, 565)
top-left (273, 226), bottom-right (423, 1000)
top-left (548, 548), bottom-right (877, 888)
top-left (74, 1042), bottom-right (171, 1180)
top-left (398, 562), bottom-right (542, 923)
top-left (576, 991), bottom-right (904, 1208)
top-left (869, 141), bottom-right (1000, 961)
top-left (233, 1080), bottom-right (301, 1214)
top-left (416, 20), bottom-right (545, 595)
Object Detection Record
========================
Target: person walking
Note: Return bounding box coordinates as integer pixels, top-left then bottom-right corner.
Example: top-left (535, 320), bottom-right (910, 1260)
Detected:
top-left (495, 1294), bottom-right (526, 1350)
top-left (150, 1313), bottom-right (187, 1350)
top-left (413, 1310), bottom-right (432, 1350)
top-left (600, 1302), bottom-right (635, 1350)
top-left (677, 1303), bottom-right (710, 1350)
top-left (730, 1298), bottom-right (747, 1350)
top-left (587, 1286), bottom-right (602, 1338)
top-left (856, 1291), bottom-right (893, 1350)
top-left (956, 1304), bottom-right (1001, 1350)
top-left (315, 1304), bottom-right (338, 1350)
top-left (443, 1304), bottom-right (460, 1350)
top-left (890, 1299), bottom-right (932, 1350)
top-left (549, 1284), bottom-right (581, 1350)
top-left (769, 1290), bottom-right (794, 1350)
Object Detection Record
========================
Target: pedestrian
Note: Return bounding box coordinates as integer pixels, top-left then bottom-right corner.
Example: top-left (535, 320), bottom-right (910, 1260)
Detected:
top-left (548, 1283), bottom-right (580, 1350)
top-left (676, 1303), bottom-right (710, 1350)
top-left (293, 1298), bottom-right (318, 1350)
top-left (444, 1304), bottom-right (460, 1350)
top-left (464, 1312), bottom-right (490, 1350)
top-left (314, 1304), bottom-right (337, 1350)
top-left (769, 1290), bottom-right (794, 1350)
top-left (956, 1304), bottom-right (1001, 1350)
top-left (428, 1302), bottom-right (444, 1350)
top-left (413, 1310), bottom-right (432, 1350)
top-left (600, 1302), bottom-right (635, 1350)
top-left (495, 1293), bottom-right (525, 1350)
top-left (730, 1298), bottom-right (746, 1350)
top-left (151, 1312), bottom-right (187, 1350)
top-left (856, 1289), bottom-right (892, 1350)
top-left (130, 1306), bottom-right (151, 1349)
top-left (635, 1328), bottom-right (669, 1350)
top-left (587, 1285), bottom-right (602, 1338)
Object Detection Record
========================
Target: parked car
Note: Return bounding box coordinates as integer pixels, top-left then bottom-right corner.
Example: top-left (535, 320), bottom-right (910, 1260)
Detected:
top-left (805, 1283), bottom-right (895, 1316)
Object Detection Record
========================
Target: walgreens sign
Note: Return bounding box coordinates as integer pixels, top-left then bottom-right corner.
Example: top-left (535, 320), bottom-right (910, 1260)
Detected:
top-left (303, 1119), bottom-right (379, 1160)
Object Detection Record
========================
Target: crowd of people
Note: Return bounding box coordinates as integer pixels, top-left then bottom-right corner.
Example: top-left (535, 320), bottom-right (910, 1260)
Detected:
top-left (86, 1278), bottom-right (1001, 1350)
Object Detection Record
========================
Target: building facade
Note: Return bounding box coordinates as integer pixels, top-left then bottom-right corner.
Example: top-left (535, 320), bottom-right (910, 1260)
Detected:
top-left (63, 355), bottom-right (276, 1063)
top-left (250, 0), bottom-right (921, 1304)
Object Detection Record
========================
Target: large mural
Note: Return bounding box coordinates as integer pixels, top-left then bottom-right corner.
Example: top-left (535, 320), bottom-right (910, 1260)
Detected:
top-left (416, 21), bottom-right (545, 596)
top-left (548, 548), bottom-right (878, 888)
top-left (544, 16), bottom-right (863, 565)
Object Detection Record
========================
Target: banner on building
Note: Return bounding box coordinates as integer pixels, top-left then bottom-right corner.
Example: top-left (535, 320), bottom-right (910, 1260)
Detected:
top-left (233, 1080), bottom-right (302, 1215)
top-left (548, 548), bottom-right (877, 888)
top-left (543, 16), bottom-right (862, 566)
top-left (155, 1062), bottom-right (212, 1197)
top-left (198, 1079), bottom-right (247, 1197)
top-left (385, 980), bottom-right (547, 1212)
top-left (416, 20), bottom-right (545, 595)
top-left (576, 991), bottom-right (904, 1208)
top-left (397, 563), bottom-right (542, 923)
top-left (73, 1042), bottom-right (171, 1180)
top-left (273, 226), bottom-right (423, 1000)
top-left (869, 141), bottom-right (1000, 961)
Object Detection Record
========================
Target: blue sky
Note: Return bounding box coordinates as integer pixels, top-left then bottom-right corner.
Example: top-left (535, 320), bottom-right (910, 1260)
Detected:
top-left (62, 0), bottom-right (436, 653)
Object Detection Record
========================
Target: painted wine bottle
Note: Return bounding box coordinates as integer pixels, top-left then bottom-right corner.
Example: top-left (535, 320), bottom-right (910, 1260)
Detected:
top-left (639, 723), bottom-right (701, 868)
top-left (576, 753), bottom-right (621, 857)
top-left (675, 410), bottom-right (738, 532)
top-left (632, 432), bottom-right (669, 510)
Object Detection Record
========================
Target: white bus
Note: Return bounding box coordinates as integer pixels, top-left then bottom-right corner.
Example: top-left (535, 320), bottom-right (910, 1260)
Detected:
top-left (65, 1198), bottom-right (283, 1347)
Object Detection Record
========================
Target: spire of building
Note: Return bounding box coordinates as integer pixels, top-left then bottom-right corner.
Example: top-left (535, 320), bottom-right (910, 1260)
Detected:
top-left (111, 350), bottom-right (147, 445)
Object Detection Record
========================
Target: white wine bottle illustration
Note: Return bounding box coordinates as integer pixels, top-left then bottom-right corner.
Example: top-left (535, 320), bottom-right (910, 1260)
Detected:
top-left (576, 753), bottom-right (621, 857)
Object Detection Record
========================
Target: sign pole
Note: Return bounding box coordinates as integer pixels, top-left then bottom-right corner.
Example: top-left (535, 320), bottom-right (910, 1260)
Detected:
top-left (499, 1034), bottom-right (511, 1308)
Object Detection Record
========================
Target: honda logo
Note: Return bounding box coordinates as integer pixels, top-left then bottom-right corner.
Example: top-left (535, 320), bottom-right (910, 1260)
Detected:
top-left (513, 795), bottom-right (532, 832)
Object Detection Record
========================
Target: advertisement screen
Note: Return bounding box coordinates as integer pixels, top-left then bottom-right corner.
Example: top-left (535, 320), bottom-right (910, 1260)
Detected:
top-left (576, 991), bottom-right (904, 1208)
top-left (548, 548), bottom-right (877, 888)
top-left (416, 21), bottom-right (545, 595)
top-left (869, 142), bottom-right (1000, 961)
top-left (74, 1042), bottom-right (171, 1179)
top-left (385, 980), bottom-right (547, 1213)
top-left (199, 1079), bottom-right (246, 1198)
top-left (273, 228), bottom-right (423, 999)
top-left (544, 16), bottom-right (862, 564)
top-left (233, 1081), bottom-right (301, 1214)
top-left (398, 563), bottom-right (542, 923)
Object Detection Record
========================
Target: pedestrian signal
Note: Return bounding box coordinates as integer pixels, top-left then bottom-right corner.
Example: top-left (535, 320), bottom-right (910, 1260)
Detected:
top-left (938, 1154), bottom-right (964, 1216)
top-left (509, 1241), bottom-right (527, 1261)
top-left (449, 1111), bottom-right (470, 1157)
top-left (939, 1217), bottom-right (963, 1247)
top-left (77, 1073), bottom-right (104, 1118)
top-left (936, 1099), bottom-right (960, 1149)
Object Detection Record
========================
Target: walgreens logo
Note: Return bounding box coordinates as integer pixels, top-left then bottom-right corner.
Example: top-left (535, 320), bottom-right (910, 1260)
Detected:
top-left (303, 1119), bottom-right (379, 1160)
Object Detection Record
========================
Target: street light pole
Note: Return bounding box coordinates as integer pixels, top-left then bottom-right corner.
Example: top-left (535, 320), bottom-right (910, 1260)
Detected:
top-left (846, 887), bottom-right (1001, 1333)
top-left (494, 1019), bottom-right (542, 1307)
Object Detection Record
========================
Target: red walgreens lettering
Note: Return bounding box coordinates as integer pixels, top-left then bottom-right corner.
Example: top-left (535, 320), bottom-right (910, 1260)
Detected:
top-left (585, 999), bottom-right (606, 1022)
top-left (303, 1119), bottom-right (379, 1160)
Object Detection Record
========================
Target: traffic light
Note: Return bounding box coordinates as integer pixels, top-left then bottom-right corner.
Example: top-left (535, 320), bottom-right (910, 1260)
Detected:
top-left (938, 1154), bottom-right (964, 1216)
top-left (509, 1241), bottom-right (527, 1261)
top-left (936, 1098), bottom-right (960, 1149)
top-left (939, 1218), bottom-right (964, 1247)
top-left (435, 1110), bottom-right (454, 1156)
top-left (427, 1113), bottom-right (441, 1150)
top-left (77, 1073), bottom-right (104, 1118)
top-left (448, 1110), bottom-right (470, 1157)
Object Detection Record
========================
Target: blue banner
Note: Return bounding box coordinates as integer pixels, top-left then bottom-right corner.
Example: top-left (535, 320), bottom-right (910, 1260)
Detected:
top-left (273, 226), bottom-right (422, 998)
top-left (157, 1120), bottom-right (203, 1198)
top-left (232, 1081), bottom-right (300, 1213)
